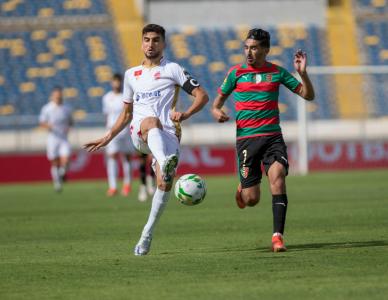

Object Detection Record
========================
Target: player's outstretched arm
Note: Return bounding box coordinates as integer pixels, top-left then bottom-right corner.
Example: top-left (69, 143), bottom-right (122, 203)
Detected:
top-left (211, 94), bottom-right (230, 123)
top-left (83, 102), bottom-right (133, 152)
top-left (170, 86), bottom-right (209, 122)
top-left (294, 49), bottom-right (315, 101)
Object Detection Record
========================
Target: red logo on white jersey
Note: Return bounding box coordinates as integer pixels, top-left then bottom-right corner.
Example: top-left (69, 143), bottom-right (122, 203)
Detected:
top-left (154, 71), bottom-right (161, 80)
top-left (134, 70), bottom-right (142, 79)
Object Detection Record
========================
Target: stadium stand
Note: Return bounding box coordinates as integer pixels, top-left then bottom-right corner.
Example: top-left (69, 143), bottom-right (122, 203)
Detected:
top-left (0, 0), bottom-right (107, 17)
top-left (1, 0), bottom-right (388, 128)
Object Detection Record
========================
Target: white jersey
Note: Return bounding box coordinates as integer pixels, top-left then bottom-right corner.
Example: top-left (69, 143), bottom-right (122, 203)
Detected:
top-left (102, 91), bottom-right (130, 137)
top-left (123, 57), bottom-right (199, 137)
top-left (39, 101), bottom-right (73, 139)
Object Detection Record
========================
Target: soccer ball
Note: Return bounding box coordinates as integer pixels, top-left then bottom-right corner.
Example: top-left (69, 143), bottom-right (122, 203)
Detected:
top-left (174, 174), bottom-right (207, 206)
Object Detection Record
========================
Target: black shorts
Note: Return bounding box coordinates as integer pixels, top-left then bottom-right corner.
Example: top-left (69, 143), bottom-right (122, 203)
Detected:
top-left (236, 134), bottom-right (289, 188)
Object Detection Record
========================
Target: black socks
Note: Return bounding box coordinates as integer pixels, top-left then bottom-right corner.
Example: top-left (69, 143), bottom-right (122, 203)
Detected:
top-left (272, 194), bottom-right (288, 234)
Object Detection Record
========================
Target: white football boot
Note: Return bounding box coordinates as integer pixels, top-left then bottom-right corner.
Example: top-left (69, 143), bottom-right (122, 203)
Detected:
top-left (161, 154), bottom-right (178, 183)
top-left (138, 184), bottom-right (148, 202)
top-left (134, 236), bottom-right (152, 256)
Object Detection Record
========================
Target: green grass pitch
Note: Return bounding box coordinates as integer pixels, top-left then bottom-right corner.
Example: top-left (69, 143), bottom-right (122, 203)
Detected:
top-left (1, 170), bottom-right (388, 299)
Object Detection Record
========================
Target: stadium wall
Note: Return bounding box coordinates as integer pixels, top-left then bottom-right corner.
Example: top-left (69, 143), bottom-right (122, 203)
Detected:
top-left (145, 0), bottom-right (327, 28)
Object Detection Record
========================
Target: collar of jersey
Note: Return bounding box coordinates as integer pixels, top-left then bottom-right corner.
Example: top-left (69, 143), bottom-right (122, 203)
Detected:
top-left (141, 56), bottom-right (166, 69)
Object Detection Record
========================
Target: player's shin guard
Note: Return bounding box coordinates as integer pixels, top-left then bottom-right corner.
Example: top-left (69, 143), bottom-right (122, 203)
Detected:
top-left (272, 194), bottom-right (288, 234)
top-left (141, 188), bottom-right (170, 238)
top-left (147, 128), bottom-right (167, 166)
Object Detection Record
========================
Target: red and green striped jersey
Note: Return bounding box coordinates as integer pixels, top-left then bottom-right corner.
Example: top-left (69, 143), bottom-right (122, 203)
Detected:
top-left (218, 62), bottom-right (302, 140)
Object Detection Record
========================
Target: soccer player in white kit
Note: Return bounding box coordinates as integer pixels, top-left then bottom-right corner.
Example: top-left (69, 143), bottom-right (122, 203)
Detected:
top-left (102, 73), bottom-right (135, 197)
top-left (39, 86), bottom-right (73, 192)
top-left (84, 24), bottom-right (209, 255)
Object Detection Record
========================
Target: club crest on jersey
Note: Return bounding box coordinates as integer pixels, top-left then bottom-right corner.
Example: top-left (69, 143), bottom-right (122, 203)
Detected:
top-left (134, 70), bottom-right (142, 79)
top-left (154, 71), bottom-right (161, 80)
top-left (240, 166), bottom-right (249, 178)
top-left (265, 74), bottom-right (273, 82)
top-left (254, 74), bottom-right (262, 84)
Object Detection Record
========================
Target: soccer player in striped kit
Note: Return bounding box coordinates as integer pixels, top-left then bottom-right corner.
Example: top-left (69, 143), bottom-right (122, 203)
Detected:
top-left (211, 28), bottom-right (315, 252)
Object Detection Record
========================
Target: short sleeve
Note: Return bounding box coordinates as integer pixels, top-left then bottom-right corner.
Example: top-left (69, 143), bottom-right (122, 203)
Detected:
top-left (122, 70), bottom-right (134, 103)
top-left (170, 63), bottom-right (200, 95)
top-left (39, 105), bottom-right (49, 123)
top-left (278, 66), bottom-right (302, 93)
top-left (218, 67), bottom-right (237, 96)
top-left (102, 94), bottom-right (108, 114)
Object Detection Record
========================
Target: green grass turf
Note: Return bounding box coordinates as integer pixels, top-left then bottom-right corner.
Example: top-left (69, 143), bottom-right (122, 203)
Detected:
top-left (0, 170), bottom-right (388, 299)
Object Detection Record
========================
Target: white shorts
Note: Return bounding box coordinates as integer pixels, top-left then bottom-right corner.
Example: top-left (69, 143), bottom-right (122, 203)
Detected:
top-left (47, 135), bottom-right (71, 160)
top-left (130, 118), bottom-right (180, 164)
top-left (106, 132), bottom-right (135, 155)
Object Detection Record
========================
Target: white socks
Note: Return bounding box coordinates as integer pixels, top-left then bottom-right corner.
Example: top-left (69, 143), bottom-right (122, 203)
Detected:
top-left (50, 166), bottom-right (61, 190)
top-left (141, 188), bottom-right (170, 238)
top-left (107, 157), bottom-right (118, 189)
top-left (122, 157), bottom-right (131, 185)
top-left (147, 128), bottom-right (167, 166)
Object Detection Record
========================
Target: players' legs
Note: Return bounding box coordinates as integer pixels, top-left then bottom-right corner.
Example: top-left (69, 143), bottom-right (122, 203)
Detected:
top-left (106, 152), bottom-right (119, 195)
top-left (121, 153), bottom-right (132, 196)
top-left (140, 117), bottom-right (178, 181)
top-left (241, 184), bottom-right (261, 207)
top-left (135, 133), bottom-right (179, 256)
top-left (138, 153), bottom-right (148, 201)
top-left (50, 158), bottom-right (62, 192)
top-left (58, 140), bottom-right (71, 184)
top-left (268, 161), bottom-right (288, 235)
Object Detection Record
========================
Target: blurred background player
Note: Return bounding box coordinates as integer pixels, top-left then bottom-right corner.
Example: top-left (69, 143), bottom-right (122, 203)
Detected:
top-left (39, 86), bottom-right (73, 192)
top-left (138, 153), bottom-right (156, 202)
top-left (212, 28), bottom-right (314, 252)
top-left (84, 24), bottom-right (209, 256)
top-left (102, 73), bottom-right (135, 197)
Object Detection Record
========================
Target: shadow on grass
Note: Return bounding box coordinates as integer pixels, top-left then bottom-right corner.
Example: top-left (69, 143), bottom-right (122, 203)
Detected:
top-left (159, 240), bottom-right (388, 256)
top-left (285, 240), bottom-right (388, 252)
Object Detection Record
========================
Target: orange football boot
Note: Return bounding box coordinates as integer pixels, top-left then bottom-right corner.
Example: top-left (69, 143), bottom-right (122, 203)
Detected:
top-left (106, 188), bottom-right (117, 197)
top-left (272, 233), bottom-right (287, 252)
top-left (121, 184), bottom-right (131, 196)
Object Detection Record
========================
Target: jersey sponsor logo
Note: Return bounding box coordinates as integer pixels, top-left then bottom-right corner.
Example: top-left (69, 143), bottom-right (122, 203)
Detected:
top-left (135, 90), bottom-right (162, 101)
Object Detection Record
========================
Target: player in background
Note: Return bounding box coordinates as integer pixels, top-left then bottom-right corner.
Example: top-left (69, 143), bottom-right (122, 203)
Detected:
top-left (102, 73), bottom-right (135, 197)
top-left (138, 153), bottom-right (156, 202)
top-left (84, 24), bottom-right (209, 255)
top-left (39, 86), bottom-right (73, 192)
top-left (211, 28), bottom-right (315, 252)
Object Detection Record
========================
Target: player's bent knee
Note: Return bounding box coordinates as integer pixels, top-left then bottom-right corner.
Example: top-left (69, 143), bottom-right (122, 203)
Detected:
top-left (243, 195), bottom-right (260, 207)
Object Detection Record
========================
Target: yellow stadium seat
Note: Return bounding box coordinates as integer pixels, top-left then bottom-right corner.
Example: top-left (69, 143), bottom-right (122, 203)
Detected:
top-left (38, 8), bottom-right (54, 17)
top-left (0, 76), bottom-right (5, 85)
top-left (190, 55), bottom-right (206, 65)
top-left (364, 35), bottom-right (380, 46)
top-left (209, 62), bottom-right (226, 72)
top-left (88, 87), bottom-right (105, 97)
top-left (55, 59), bottom-right (71, 70)
top-left (95, 65), bottom-right (112, 82)
top-left (235, 24), bottom-right (250, 40)
top-left (19, 82), bottom-right (36, 93)
top-left (57, 30), bottom-right (73, 39)
top-left (225, 40), bottom-right (241, 50)
top-left (229, 54), bottom-right (244, 65)
top-left (40, 67), bottom-right (56, 77)
top-left (307, 102), bottom-right (318, 113)
top-left (73, 110), bottom-right (87, 120)
top-left (0, 104), bottom-right (15, 115)
top-left (31, 30), bottom-right (48, 41)
top-left (379, 49), bottom-right (388, 60)
top-left (278, 103), bottom-right (288, 114)
top-left (63, 87), bottom-right (78, 98)
top-left (372, 0), bottom-right (386, 8)
top-left (26, 68), bottom-right (40, 78)
top-left (182, 26), bottom-right (197, 36)
top-left (37, 53), bottom-right (53, 63)
top-left (64, 0), bottom-right (91, 10)
top-left (270, 46), bottom-right (283, 56)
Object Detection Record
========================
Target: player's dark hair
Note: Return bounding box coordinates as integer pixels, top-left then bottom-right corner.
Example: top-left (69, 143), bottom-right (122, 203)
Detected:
top-left (112, 73), bottom-right (123, 81)
top-left (246, 28), bottom-right (270, 48)
top-left (142, 24), bottom-right (166, 41)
